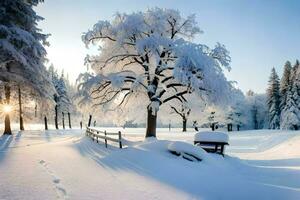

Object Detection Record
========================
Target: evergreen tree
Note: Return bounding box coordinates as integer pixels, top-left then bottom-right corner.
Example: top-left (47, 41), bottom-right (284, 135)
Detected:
top-left (292, 60), bottom-right (300, 109)
top-left (279, 60), bottom-right (300, 130)
top-left (267, 68), bottom-right (280, 129)
top-left (281, 84), bottom-right (300, 130)
top-left (48, 66), bottom-right (72, 115)
top-left (279, 61), bottom-right (292, 111)
top-left (0, 0), bottom-right (53, 96)
top-left (56, 72), bottom-right (71, 113)
top-left (0, 0), bottom-right (54, 134)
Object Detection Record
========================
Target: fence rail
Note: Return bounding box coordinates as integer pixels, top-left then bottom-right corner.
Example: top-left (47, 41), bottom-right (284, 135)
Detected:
top-left (86, 127), bottom-right (122, 148)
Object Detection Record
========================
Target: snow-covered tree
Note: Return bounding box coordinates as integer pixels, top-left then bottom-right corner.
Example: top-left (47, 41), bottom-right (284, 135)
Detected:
top-left (246, 91), bottom-right (268, 129)
top-left (225, 106), bottom-right (244, 131)
top-left (224, 93), bottom-right (248, 131)
top-left (281, 87), bottom-right (300, 130)
top-left (281, 60), bottom-right (300, 129)
top-left (48, 65), bottom-right (73, 128)
top-left (267, 68), bottom-right (280, 129)
top-left (0, 0), bottom-right (55, 134)
top-left (0, 0), bottom-right (54, 96)
top-left (56, 73), bottom-right (72, 113)
top-left (207, 110), bottom-right (218, 130)
top-left (78, 8), bottom-right (232, 137)
top-left (279, 61), bottom-right (292, 111)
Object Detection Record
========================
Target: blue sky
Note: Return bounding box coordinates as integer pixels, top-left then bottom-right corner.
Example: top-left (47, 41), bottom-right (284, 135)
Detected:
top-left (35, 0), bottom-right (300, 93)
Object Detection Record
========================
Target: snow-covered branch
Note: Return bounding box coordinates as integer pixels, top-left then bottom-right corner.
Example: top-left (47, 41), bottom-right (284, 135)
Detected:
top-left (78, 8), bottom-right (233, 137)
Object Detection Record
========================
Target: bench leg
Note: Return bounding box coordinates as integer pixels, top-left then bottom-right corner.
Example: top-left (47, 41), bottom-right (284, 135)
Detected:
top-left (221, 145), bottom-right (224, 155)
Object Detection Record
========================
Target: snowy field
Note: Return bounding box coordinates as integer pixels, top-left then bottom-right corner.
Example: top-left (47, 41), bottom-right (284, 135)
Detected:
top-left (0, 127), bottom-right (300, 200)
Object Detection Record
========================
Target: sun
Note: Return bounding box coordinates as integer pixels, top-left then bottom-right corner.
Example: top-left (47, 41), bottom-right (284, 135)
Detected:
top-left (3, 104), bottom-right (12, 113)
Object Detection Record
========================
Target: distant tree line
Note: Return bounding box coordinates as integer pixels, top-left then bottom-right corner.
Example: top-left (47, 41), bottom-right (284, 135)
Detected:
top-left (267, 60), bottom-right (300, 130)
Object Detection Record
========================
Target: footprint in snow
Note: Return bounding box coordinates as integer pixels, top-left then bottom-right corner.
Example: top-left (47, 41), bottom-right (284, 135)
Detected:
top-left (39, 160), bottom-right (45, 164)
top-left (38, 160), bottom-right (68, 199)
top-left (56, 186), bottom-right (67, 197)
top-left (53, 178), bottom-right (60, 184)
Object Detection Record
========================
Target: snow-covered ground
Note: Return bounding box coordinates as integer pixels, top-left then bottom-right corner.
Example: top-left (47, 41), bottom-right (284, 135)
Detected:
top-left (0, 128), bottom-right (300, 200)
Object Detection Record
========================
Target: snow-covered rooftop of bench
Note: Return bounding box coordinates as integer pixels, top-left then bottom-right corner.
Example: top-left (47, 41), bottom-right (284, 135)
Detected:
top-left (194, 131), bottom-right (229, 143)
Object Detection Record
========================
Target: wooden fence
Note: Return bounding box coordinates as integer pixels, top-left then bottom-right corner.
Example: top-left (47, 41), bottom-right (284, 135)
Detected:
top-left (86, 127), bottom-right (122, 148)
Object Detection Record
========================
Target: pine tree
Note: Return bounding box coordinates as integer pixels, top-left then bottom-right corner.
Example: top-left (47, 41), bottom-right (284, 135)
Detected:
top-left (56, 73), bottom-right (71, 113)
top-left (279, 61), bottom-right (292, 111)
top-left (267, 68), bottom-right (280, 129)
top-left (280, 60), bottom-right (300, 130)
top-left (281, 85), bottom-right (300, 130)
top-left (0, 0), bottom-right (53, 95)
top-left (48, 66), bottom-right (72, 114)
top-left (0, 0), bottom-right (54, 134)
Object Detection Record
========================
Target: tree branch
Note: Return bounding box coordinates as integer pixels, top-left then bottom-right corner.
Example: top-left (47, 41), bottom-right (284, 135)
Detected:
top-left (170, 106), bottom-right (184, 117)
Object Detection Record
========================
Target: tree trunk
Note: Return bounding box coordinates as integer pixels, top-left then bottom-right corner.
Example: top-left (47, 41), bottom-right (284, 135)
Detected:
top-left (146, 108), bottom-right (157, 138)
top-left (18, 85), bottom-right (24, 131)
top-left (68, 112), bottom-right (71, 129)
top-left (80, 121), bottom-right (82, 129)
top-left (227, 123), bottom-right (232, 132)
top-left (88, 115), bottom-right (92, 127)
top-left (182, 117), bottom-right (187, 132)
top-left (62, 112), bottom-right (65, 129)
top-left (34, 103), bottom-right (37, 118)
top-left (55, 105), bottom-right (58, 129)
top-left (211, 123), bottom-right (215, 131)
top-left (44, 116), bottom-right (48, 130)
top-left (3, 84), bottom-right (12, 135)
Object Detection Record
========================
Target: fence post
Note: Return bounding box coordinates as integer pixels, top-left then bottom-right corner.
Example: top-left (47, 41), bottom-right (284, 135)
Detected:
top-left (88, 115), bottom-right (92, 127)
top-left (96, 131), bottom-right (99, 143)
top-left (104, 130), bottom-right (107, 148)
top-left (44, 116), bottom-right (48, 130)
top-left (92, 129), bottom-right (94, 141)
top-left (118, 131), bottom-right (122, 149)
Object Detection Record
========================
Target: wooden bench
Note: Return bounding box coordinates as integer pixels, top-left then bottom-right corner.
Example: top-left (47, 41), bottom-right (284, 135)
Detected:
top-left (86, 127), bottom-right (122, 148)
top-left (194, 141), bottom-right (228, 156)
top-left (194, 131), bottom-right (229, 156)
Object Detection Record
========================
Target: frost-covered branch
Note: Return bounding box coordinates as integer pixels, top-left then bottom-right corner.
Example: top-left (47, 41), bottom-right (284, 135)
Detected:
top-left (78, 8), bottom-right (233, 137)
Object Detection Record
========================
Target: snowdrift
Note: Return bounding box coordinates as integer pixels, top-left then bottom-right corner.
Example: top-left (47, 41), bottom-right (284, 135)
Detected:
top-left (168, 141), bottom-right (207, 162)
top-left (1, 129), bottom-right (300, 200)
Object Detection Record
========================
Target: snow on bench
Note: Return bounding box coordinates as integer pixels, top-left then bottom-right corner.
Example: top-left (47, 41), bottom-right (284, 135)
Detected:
top-left (194, 131), bottom-right (229, 156)
top-left (168, 141), bottom-right (208, 162)
top-left (86, 127), bottom-right (123, 148)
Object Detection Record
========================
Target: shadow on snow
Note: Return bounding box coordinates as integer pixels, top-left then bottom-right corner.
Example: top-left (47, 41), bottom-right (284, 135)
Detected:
top-left (73, 136), bottom-right (300, 200)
